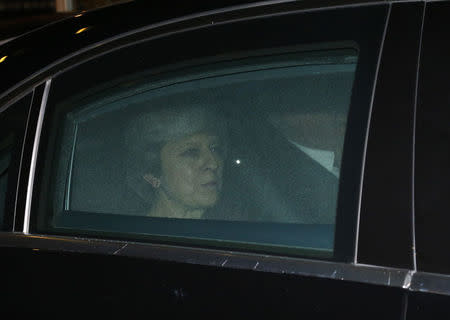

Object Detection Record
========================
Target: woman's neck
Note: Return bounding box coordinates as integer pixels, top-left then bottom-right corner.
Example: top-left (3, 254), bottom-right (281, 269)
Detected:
top-left (149, 189), bottom-right (204, 219)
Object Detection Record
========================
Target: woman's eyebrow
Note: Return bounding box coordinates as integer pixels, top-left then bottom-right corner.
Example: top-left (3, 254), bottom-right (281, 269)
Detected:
top-left (178, 135), bottom-right (220, 147)
top-left (176, 141), bottom-right (198, 149)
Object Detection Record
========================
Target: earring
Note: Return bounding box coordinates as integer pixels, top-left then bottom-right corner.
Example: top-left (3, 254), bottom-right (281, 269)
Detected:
top-left (143, 173), bottom-right (161, 188)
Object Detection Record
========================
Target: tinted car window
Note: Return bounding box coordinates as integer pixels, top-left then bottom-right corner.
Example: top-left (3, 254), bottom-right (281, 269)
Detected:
top-left (36, 47), bottom-right (356, 257)
top-left (32, 5), bottom-right (388, 260)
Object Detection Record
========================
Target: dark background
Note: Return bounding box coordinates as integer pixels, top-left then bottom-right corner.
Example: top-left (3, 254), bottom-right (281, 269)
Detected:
top-left (0, 0), bottom-right (125, 41)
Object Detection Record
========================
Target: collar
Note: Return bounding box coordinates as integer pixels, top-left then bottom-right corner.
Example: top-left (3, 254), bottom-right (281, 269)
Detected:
top-left (290, 141), bottom-right (339, 178)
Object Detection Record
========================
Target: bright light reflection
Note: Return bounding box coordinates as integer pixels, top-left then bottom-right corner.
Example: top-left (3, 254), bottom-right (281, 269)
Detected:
top-left (0, 56), bottom-right (7, 63)
top-left (75, 27), bottom-right (89, 35)
top-left (235, 159), bottom-right (241, 165)
top-left (74, 14), bottom-right (83, 18)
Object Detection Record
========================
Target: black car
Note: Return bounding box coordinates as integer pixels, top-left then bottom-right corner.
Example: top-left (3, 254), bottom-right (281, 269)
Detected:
top-left (1, 0), bottom-right (449, 317)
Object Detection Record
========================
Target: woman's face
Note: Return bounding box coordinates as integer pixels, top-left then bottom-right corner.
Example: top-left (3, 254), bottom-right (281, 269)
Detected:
top-left (159, 132), bottom-right (224, 210)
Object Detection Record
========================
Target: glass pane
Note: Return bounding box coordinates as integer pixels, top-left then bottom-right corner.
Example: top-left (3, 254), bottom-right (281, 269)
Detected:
top-left (41, 47), bottom-right (358, 257)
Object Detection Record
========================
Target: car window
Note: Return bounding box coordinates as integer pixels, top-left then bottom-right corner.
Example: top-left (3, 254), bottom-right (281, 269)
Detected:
top-left (0, 94), bottom-right (32, 230)
top-left (36, 47), bottom-right (353, 257)
top-left (33, 6), bottom-right (388, 259)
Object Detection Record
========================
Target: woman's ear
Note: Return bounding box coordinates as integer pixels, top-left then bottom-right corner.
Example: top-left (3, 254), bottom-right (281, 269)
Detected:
top-left (143, 173), bottom-right (161, 188)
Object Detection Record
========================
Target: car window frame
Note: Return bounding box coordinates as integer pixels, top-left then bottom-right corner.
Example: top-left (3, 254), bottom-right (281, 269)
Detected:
top-left (21, 1), bottom-right (388, 261)
top-left (0, 91), bottom-right (35, 231)
top-left (356, 1), bottom-right (424, 270)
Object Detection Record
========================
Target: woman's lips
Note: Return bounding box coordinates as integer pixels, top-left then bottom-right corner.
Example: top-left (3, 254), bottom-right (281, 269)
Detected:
top-left (202, 181), bottom-right (218, 188)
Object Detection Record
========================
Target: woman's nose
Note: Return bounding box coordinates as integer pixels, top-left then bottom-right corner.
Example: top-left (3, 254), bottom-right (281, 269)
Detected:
top-left (202, 149), bottom-right (220, 170)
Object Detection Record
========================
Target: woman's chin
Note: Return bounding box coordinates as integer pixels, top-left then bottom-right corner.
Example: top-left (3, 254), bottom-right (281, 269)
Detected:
top-left (194, 193), bottom-right (220, 208)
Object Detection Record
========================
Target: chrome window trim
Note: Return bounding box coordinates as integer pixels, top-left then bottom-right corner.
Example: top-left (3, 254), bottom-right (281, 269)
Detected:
top-left (0, 89), bottom-right (34, 114)
top-left (23, 79), bottom-right (52, 234)
top-left (0, 37), bottom-right (15, 46)
top-left (410, 0), bottom-right (427, 273)
top-left (0, 232), bottom-right (409, 287)
top-left (1, 231), bottom-right (449, 296)
top-left (411, 272), bottom-right (450, 296)
top-left (354, 2), bottom-right (392, 264)
top-left (13, 89), bottom-right (35, 231)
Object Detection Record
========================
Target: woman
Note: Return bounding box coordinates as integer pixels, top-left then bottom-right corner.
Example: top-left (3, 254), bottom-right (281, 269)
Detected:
top-left (126, 104), bottom-right (227, 219)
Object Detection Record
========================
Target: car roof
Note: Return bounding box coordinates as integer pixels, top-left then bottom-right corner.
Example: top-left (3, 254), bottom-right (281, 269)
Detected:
top-left (0, 0), bottom-right (381, 101)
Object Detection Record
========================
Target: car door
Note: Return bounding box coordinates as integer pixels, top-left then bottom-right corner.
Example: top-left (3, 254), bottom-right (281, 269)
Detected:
top-left (406, 1), bottom-right (450, 318)
top-left (0, 1), bottom-right (429, 317)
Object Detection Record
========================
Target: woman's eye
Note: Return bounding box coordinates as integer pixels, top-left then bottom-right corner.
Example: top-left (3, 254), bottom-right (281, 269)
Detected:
top-left (210, 144), bottom-right (223, 154)
top-left (181, 148), bottom-right (200, 157)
